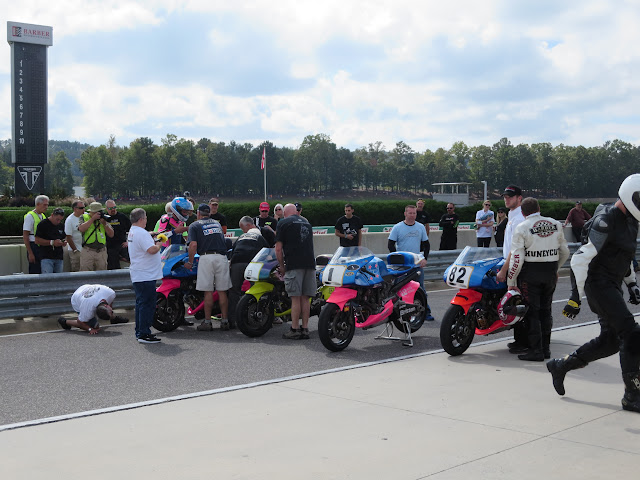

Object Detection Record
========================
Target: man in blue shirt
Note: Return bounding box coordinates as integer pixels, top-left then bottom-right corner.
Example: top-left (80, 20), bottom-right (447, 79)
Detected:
top-left (388, 205), bottom-right (434, 321)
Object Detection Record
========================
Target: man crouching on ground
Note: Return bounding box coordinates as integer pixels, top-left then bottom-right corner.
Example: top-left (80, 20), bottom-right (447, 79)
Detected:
top-left (58, 284), bottom-right (129, 335)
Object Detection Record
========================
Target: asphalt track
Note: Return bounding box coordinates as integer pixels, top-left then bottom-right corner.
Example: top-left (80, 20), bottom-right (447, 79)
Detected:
top-left (1, 277), bottom-right (638, 430)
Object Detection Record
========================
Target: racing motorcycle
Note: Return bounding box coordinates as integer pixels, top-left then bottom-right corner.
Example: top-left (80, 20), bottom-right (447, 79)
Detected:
top-left (317, 246), bottom-right (427, 352)
top-left (153, 244), bottom-right (249, 332)
top-left (439, 246), bottom-right (527, 356)
top-left (235, 248), bottom-right (333, 338)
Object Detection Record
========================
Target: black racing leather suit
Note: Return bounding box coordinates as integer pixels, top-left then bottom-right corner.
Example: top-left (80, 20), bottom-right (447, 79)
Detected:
top-left (570, 203), bottom-right (640, 373)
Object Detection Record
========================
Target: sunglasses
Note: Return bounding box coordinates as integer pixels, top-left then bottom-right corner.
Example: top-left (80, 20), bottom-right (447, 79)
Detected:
top-left (447, 207), bottom-right (454, 210)
top-left (484, 204), bottom-right (491, 206)
top-left (75, 206), bottom-right (85, 209)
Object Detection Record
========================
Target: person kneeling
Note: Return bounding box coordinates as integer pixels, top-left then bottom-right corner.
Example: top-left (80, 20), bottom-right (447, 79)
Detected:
top-left (58, 284), bottom-right (129, 335)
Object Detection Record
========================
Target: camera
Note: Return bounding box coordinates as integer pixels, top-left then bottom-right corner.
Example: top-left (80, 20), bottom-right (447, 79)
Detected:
top-left (99, 211), bottom-right (112, 220)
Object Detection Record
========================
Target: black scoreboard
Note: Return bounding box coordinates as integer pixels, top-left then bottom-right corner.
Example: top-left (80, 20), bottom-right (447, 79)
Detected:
top-left (8, 22), bottom-right (52, 196)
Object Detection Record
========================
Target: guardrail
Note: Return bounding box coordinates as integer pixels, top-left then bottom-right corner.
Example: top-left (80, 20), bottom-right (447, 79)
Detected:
top-left (0, 242), bottom-right (629, 320)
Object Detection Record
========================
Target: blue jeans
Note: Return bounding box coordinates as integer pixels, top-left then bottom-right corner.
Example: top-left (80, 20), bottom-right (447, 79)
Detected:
top-left (41, 258), bottom-right (63, 273)
top-left (133, 280), bottom-right (157, 338)
top-left (418, 268), bottom-right (433, 319)
top-left (27, 242), bottom-right (41, 274)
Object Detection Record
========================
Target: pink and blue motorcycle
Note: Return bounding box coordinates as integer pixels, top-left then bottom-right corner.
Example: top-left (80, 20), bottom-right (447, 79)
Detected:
top-left (317, 246), bottom-right (427, 351)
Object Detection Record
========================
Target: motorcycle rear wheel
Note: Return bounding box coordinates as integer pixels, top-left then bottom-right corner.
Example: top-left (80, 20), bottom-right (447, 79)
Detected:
top-left (318, 303), bottom-right (355, 352)
top-left (440, 304), bottom-right (475, 356)
top-left (236, 294), bottom-right (273, 338)
top-left (392, 288), bottom-right (427, 333)
top-left (153, 291), bottom-right (185, 332)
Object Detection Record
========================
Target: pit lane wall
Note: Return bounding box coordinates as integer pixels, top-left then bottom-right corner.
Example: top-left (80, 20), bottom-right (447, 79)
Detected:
top-left (0, 224), bottom-right (580, 276)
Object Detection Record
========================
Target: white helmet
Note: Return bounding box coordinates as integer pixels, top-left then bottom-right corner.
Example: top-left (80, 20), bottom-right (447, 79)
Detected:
top-left (619, 174), bottom-right (640, 222)
top-left (497, 289), bottom-right (528, 326)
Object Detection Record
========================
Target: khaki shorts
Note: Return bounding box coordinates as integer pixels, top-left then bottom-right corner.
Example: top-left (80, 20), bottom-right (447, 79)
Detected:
top-left (196, 254), bottom-right (232, 291)
top-left (284, 269), bottom-right (316, 297)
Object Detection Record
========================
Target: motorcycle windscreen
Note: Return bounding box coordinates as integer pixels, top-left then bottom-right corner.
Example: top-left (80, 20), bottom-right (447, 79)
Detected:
top-left (443, 246), bottom-right (505, 290)
top-left (245, 247), bottom-right (278, 281)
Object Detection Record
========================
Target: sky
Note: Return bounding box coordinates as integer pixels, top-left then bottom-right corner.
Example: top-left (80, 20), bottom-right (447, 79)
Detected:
top-left (2, 0), bottom-right (640, 152)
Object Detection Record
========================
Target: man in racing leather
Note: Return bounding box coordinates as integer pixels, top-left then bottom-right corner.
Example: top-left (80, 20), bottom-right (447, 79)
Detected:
top-left (157, 197), bottom-right (193, 248)
top-left (547, 174), bottom-right (640, 413)
top-left (506, 197), bottom-right (569, 361)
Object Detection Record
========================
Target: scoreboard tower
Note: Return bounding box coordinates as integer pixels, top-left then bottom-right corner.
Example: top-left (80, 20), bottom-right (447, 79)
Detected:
top-left (7, 21), bottom-right (53, 196)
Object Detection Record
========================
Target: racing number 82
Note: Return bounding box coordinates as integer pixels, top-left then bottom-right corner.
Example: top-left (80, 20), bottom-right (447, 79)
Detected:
top-left (448, 266), bottom-right (467, 284)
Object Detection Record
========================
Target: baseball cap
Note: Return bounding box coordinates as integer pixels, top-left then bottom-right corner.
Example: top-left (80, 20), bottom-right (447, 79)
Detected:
top-left (501, 185), bottom-right (522, 197)
top-left (294, 202), bottom-right (302, 211)
top-left (575, 200), bottom-right (582, 205)
top-left (259, 201), bottom-right (270, 211)
top-left (198, 203), bottom-right (210, 213)
top-left (52, 208), bottom-right (65, 216)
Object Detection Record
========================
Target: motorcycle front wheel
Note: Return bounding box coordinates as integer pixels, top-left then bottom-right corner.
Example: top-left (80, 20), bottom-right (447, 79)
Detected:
top-left (393, 288), bottom-right (427, 333)
top-left (440, 304), bottom-right (475, 356)
top-left (318, 303), bottom-right (355, 352)
top-left (236, 294), bottom-right (273, 338)
top-left (153, 291), bottom-right (185, 332)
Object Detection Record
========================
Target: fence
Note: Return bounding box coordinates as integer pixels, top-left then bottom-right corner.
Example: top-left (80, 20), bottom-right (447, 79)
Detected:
top-left (0, 242), bottom-right (626, 320)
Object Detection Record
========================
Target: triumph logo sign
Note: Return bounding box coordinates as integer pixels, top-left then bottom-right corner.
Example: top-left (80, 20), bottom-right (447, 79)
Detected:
top-left (17, 166), bottom-right (42, 191)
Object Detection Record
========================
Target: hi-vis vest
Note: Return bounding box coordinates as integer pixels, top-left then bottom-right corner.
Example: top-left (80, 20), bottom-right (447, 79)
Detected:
top-left (82, 213), bottom-right (107, 245)
top-left (24, 210), bottom-right (46, 235)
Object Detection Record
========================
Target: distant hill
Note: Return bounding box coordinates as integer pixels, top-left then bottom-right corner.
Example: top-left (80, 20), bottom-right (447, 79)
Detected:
top-left (1, 139), bottom-right (94, 178)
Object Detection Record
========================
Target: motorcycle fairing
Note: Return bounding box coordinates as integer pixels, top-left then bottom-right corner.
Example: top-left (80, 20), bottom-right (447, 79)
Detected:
top-left (245, 281), bottom-right (275, 300)
top-left (326, 287), bottom-right (358, 310)
top-left (156, 279), bottom-right (181, 298)
top-left (475, 315), bottom-right (521, 336)
top-left (449, 288), bottom-right (483, 314)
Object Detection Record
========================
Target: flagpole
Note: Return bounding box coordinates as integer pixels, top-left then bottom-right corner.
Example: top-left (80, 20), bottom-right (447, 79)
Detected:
top-left (262, 146), bottom-right (267, 202)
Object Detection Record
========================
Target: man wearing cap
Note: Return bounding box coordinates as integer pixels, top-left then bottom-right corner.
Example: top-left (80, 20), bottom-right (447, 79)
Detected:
top-left (496, 184), bottom-right (527, 353)
top-left (255, 201), bottom-right (277, 247)
top-left (209, 197), bottom-right (227, 234)
top-left (565, 201), bottom-right (591, 243)
top-left (22, 195), bottom-right (49, 274)
top-left (34, 208), bottom-right (68, 273)
top-left (78, 202), bottom-right (114, 271)
top-left (185, 204), bottom-right (233, 331)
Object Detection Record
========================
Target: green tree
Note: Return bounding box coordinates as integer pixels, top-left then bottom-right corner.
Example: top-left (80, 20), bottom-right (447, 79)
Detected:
top-left (80, 145), bottom-right (116, 198)
top-left (45, 151), bottom-right (74, 197)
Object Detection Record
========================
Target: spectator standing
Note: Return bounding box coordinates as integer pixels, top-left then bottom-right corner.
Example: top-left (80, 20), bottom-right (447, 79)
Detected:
top-left (506, 198), bottom-right (569, 361)
top-left (78, 202), bottom-right (114, 271)
top-left (255, 201), bottom-right (277, 247)
top-left (127, 208), bottom-right (163, 344)
top-left (495, 185), bottom-right (527, 353)
top-left (34, 208), bottom-right (67, 273)
top-left (273, 203), bottom-right (285, 223)
top-left (494, 207), bottom-right (508, 248)
top-left (564, 201), bottom-right (591, 242)
top-left (209, 198), bottom-right (228, 234)
top-left (22, 194), bottom-right (49, 274)
top-left (388, 205), bottom-right (434, 321)
top-left (475, 200), bottom-right (494, 247)
top-left (185, 204), bottom-right (232, 331)
top-left (415, 198), bottom-right (431, 236)
top-left (65, 200), bottom-right (85, 272)
top-left (335, 203), bottom-right (363, 247)
top-left (547, 174), bottom-right (640, 413)
top-left (229, 216), bottom-right (269, 327)
top-left (438, 203), bottom-right (459, 250)
top-left (276, 204), bottom-right (316, 340)
top-left (105, 200), bottom-right (131, 270)
top-left (57, 284), bottom-right (128, 334)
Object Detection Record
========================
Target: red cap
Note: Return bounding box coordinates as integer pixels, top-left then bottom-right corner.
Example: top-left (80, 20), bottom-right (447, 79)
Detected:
top-left (259, 202), bottom-right (270, 210)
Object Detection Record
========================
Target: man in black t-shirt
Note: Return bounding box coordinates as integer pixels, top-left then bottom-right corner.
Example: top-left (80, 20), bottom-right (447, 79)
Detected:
top-left (416, 198), bottom-right (430, 232)
top-left (276, 204), bottom-right (316, 340)
top-left (209, 197), bottom-right (228, 234)
top-left (35, 208), bottom-right (67, 273)
top-left (105, 200), bottom-right (131, 269)
top-left (255, 201), bottom-right (277, 247)
top-left (335, 203), bottom-right (363, 247)
top-left (438, 203), bottom-right (459, 250)
top-left (185, 204), bottom-right (232, 331)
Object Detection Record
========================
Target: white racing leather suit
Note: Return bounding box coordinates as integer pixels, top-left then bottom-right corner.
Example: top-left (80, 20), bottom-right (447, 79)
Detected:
top-left (507, 212), bottom-right (570, 355)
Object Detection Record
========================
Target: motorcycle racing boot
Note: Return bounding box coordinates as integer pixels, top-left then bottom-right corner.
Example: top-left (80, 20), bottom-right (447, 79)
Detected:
top-left (621, 372), bottom-right (640, 413)
top-left (546, 352), bottom-right (587, 396)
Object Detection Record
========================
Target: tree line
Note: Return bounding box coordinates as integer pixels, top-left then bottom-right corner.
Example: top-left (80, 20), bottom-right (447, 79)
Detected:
top-left (2, 135), bottom-right (639, 200)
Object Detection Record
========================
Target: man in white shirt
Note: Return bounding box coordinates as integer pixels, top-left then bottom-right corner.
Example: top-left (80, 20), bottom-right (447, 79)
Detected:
top-left (64, 200), bottom-right (86, 272)
top-left (58, 284), bottom-right (128, 334)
